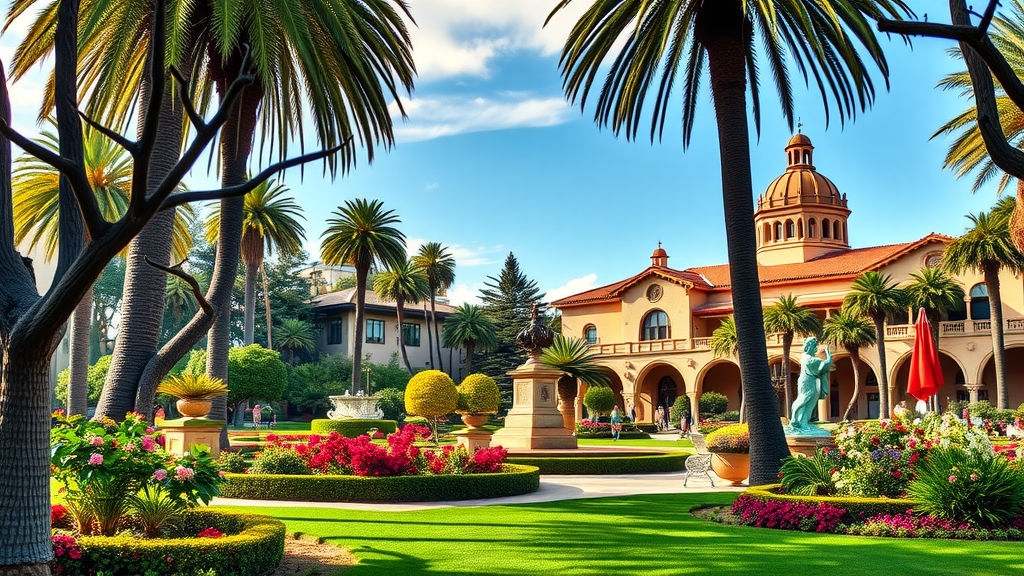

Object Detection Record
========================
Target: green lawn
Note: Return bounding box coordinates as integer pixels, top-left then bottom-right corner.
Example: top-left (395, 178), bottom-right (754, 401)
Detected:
top-left (249, 493), bottom-right (1020, 576)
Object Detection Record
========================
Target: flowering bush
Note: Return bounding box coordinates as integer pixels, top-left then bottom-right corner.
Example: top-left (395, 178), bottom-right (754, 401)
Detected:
top-left (198, 527), bottom-right (224, 539)
top-left (51, 533), bottom-right (83, 574)
top-left (705, 424), bottom-right (749, 454)
top-left (847, 513), bottom-right (1024, 540)
top-left (731, 494), bottom-right (845, 532)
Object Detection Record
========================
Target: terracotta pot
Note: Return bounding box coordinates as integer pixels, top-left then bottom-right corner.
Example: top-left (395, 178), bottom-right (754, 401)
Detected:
top-left (176, 398), bottom-right (212, 418)
top-left (460, 413), bottom-right (490, 428)
top-left (711, 452), bottom-right (750, 486)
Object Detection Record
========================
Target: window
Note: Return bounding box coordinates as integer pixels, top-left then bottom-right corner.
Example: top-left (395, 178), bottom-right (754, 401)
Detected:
top-left (867, 392), bottom-right (880, 419)
top-left (822, 219), bottom-right (831, 238)
top-left (970, 283), bottom-right (990, 320)
top-left (808, 219), bottom-right (817, 238)
top-left (584, 325), bottom-right (598, 345)
top-left (641, 310), bottom-right (669, 341)
top-left (774, 222), bottom-right (783, 242)
top-left (366, 319), bottom-right (385, 344)
top-left (328, 320), bottom-right (343, 345)
top-left (886, 308), bottom-right (909, 326)
top-left (833, 221), bottom-right (840, 241)
top-left (402, 323), bottom-right (421, 347)
top-left (797, 219), bottom-right (804, 238)
top-left (866, 371), bottom-right (878, 387)
top-left (829, 379), bottom-right (840, 418)
top-left (762, 223), bottom-right (771, 245)
top-left (785, 220), bottom-right (795, 239)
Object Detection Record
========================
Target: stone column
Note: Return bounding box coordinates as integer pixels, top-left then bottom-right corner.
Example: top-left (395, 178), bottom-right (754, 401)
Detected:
top-left (161, 418), bottom-right (223, 458)
top-left (688, 392), bottom-right (699, 427)
top-left (490, 358), bottom-right (577, 450)
top-left (964, 383), bottom-right (982, 404)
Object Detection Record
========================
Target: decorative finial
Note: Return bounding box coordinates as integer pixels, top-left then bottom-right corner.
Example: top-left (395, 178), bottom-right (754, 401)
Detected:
top-left (797, 117), bottom-right (803, 134)
top-left (658, 240), bottom-right (662, 249)
top-left (516, 303), bottom-right (554, 360)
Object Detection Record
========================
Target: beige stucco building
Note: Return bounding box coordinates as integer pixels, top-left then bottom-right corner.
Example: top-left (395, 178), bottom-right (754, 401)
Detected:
top-left (553, 134), bottom-right (1024, 423)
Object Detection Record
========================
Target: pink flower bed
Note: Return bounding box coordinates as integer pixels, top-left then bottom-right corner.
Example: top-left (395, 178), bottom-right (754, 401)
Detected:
top-left (731, 494), bottom-right (844, 533)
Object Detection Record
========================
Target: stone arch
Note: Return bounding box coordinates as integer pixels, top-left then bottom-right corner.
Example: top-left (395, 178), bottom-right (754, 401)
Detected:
top-left (634, 361), bottom-right (685, 422)
top-left (774, 221), bottom-right (783, 242)
top-left (808, 218), bottom-right (817, 238)
top-left (822, 218), bottom-right (831, 239)
top-left (890, 349), bottom-right (968, 412)
top-left (696, 358), bottom-right (742, 413)
top-left (575, 367), bottom-right (624, 422)
top-left (827, 353), bottom-right (879, 421)
top-left (785, 219), bottom-right (796, 240)
top-left (975, 344), bottom-right (1024, 408)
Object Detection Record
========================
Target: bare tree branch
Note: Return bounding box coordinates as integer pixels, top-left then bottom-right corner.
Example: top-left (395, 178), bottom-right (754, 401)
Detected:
top-left (144, 256), bottom-right (213, 316)
top-left (169, 66), bottom-right (205, 130)
top-left (78, 111), bottom-right (138, 155)
top-left (158, 141), bottom-right (349, 211)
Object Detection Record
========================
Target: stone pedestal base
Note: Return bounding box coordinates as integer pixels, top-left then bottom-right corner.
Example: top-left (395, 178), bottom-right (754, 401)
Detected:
top-left (455, 428), bottom-right (493, 453)
top-left (491, 358), bottom-right (577, 450)
top-left (161, 418), bottom-right (224, 458)
top-left (786, 435), bottom-right (833, 458)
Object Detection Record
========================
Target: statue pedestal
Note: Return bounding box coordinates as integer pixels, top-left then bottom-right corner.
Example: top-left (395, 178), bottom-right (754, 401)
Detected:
top-left (786, 435), bottom-right (834, 458)
top-left (491, 358), bottom-right (577, 450)
top-left (455, 428), bottom-right (493, 453)
top-left (161, 418), bottom-right (224, 458)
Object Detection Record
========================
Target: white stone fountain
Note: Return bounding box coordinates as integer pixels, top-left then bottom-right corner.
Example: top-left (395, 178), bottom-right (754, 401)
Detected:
top-left (327, 390), bottom-right (383, 420)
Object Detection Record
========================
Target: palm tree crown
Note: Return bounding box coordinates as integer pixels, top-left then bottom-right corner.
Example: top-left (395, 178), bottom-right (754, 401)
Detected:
top-left (822, 311), bottom-right (877, 351)
top-left (321, 199), bottom-right (407, 272)
top-left (413, 242), bottom-right (456, 370)
top-left (540, 335), bottom-right (612, 387)
top-left (763, 295), bottom-right (821, 339)
top-left (374, 259), bottom-right (430, 372)
top-left (943, 210), bottom-right (1024, 276)
top-left (206, 179), bottom-right (306, 267)
top-left (442, 303), bottom-right (498, 375)
top-left (276, 319), bottom-right (316, 363)
top-left (710, 317), bottom-right (739, 359)
top-left (904, 268), bottom-right (965, 321)
top-left (844, 272), bottom-right (907, 320)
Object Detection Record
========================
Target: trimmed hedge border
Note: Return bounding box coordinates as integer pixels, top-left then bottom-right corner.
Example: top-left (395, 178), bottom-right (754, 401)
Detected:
top-left (310, 418), bottom-right (398, 437)
top-left (69, 509), bottom-right (284, 576)
top-left (574, 431), bottom-right (652, 440)
top-left (744, 484), bottom-right (915, 519)
top-left (506, 452), bottom-right (686, 475)
top-left (220, 464), bottom-right (540, 502)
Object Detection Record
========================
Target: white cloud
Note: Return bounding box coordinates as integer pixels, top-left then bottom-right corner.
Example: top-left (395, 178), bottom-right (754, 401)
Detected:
top-left (391, 93), bottom-right (573, 142)
top-left (447, 282), bottom-right (485, 306)
top-left (425, 182), bottom-right (439, 191)
top-left (544, 273), bottom-right (597, 303)
top-left (406, 237), bottom-right (503, 267)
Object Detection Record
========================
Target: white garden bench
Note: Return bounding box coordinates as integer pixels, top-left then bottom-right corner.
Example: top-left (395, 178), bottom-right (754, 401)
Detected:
top-left (683, 433), bottom-right (714, 487)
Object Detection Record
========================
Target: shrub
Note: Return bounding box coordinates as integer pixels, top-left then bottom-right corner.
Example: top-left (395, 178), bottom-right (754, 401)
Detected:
top-left (779, 449), bottom-right (840, 496)
top-left (186, 346), bottom-right (288, 405)
top-left (732, 494), bottom-right (845, 533)
top-left (707, 410), bottom-right (741, 423)
top-left (219, 465), bottom-right (540, 502)
top-left (699, 391), bottom-right (729, 416)
top-left (375, 387), bottom-right (406, 421)
top-left (249, 447), bottom-right (309, 475)
top-left (968, 400), bottom-right (1000, 422)
top-left (285, 357), bottom-right (352, 415)
top-left (404, 370), bottom-right (458, 417)
top-left (705, 424), bottom-right (749, 453)
top-left (310, 418), bottom-right (399, 438)
top-left (506, 452), bottom-right (686, 475)
top-left (54, 355), bottom-right (111, 408)
top-left (698, 421), bottom-right (733, 436)
top-left (907, 447), bottom-right (1024, 527)
top-left (669, 395), bottom-right (690, 426)
top-left (583, 386), bottom-right (616, 416)
top-left (218, 452), bottom-right (248, 474)
top-left (456, 373), bottom-right (500, 413)
top-left (1016, 403), bottom-right (1024, 421)
top-left (574, 420), bottom-right (650, 439)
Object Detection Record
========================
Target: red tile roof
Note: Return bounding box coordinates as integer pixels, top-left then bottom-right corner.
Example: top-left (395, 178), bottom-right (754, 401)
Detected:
top-left (312, 288), bottom-right (458, 314)
top-left (550, 267), bottom-right (713, 307)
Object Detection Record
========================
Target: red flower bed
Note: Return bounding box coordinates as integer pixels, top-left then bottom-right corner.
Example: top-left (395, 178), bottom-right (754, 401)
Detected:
top-left (731, 494), bottom-right (845, 533)
top-left (994, 444), bottom-right (1019, 460)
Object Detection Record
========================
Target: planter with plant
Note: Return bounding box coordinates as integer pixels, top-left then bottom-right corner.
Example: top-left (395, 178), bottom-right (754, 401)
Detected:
top-left (404, 370), bottom-right (458, 443)
top-left (705, 423), bottom-right (750, 485)
top-left (456, 373), bottom-right (500, 428)
top-left (156, 374), bottom-right (230, 419)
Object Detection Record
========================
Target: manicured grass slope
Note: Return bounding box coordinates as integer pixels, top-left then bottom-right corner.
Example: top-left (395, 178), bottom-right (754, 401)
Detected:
top-left (253, 493), bottom-right (1020, 576)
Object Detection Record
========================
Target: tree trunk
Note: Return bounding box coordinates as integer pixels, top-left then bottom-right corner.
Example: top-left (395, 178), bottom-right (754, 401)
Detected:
top-left (465, 341), bottom-right (474, 376)
top-left (261, 262), bottom-right (272, 349)
top-left (701, 2), bottom-right (790, 486)
top-left (781, 333), bottom-right (792, 419)
top-left (351, 264), bottom-right (369, 394)
top-left (396, 296), bottom-right (412, 373)
top-left (0, 354), bottom-right (54, 570)
top-left (842, 347), bottom-right (862, 421)
top-left (984, 261), bottom-right (1009, 409)
top-left (243, 261), bottom-right (257, 345)
top-left (67, 290), bottom-right (92, 417)
top-left (424, 300), bottom-right (434, 369)
top-left (431, 294), bottom-right (443, 373)
top-left (873, 315), bottom-right (891, 419)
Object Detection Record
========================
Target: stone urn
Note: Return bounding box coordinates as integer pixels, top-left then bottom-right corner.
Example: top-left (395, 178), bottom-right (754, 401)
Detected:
top-left (460, 413), bottom-right (490, 429)
top-left (176, 398), bottom-right (213, 418)
top-left (711, 452), bottom-right (750, 486)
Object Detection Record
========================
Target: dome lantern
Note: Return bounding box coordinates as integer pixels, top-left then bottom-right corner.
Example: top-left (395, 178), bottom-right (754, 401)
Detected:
top-left (651, 242), bottom-right (669, 267)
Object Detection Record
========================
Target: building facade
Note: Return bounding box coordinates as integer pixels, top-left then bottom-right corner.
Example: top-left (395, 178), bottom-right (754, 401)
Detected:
top-left (312, 288), bottom-right (466, 380)
top-left (553, 135), bottom-right (1024, 423)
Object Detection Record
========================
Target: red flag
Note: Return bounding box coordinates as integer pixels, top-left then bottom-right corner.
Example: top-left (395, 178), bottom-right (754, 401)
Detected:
top-left (907, 308), bottom-right (943, 402)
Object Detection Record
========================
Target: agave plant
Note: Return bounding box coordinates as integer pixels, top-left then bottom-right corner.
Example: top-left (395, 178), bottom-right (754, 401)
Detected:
top-left (155, 374), bottom-right (228, 401)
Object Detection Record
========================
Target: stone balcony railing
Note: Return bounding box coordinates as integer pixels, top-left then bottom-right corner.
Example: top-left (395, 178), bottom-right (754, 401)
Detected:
top-left (883, 318), bottom-right (1024, 340)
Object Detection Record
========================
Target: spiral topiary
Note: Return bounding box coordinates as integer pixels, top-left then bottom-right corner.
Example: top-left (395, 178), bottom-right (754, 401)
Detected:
top-left (456, 374), bottom-right (500, 414)
top-left (404, 370), bottom-right (458, 418)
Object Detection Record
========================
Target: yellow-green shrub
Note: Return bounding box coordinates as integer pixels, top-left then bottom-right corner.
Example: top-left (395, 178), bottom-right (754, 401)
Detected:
top-left (705, 423), bottom-right (749, 454)
top-left (404, 370), bottom-right (457, 417)
top-left (456, 373), bottom-right (500, 413)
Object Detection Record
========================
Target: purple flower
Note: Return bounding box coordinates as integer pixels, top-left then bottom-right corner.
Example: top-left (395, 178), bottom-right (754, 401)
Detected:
top-left (88, 453), bottom-right (103, 466)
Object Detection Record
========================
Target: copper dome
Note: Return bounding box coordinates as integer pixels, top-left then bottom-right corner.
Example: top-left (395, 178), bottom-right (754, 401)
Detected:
top-left (759, 134), bottom-right (845, 209)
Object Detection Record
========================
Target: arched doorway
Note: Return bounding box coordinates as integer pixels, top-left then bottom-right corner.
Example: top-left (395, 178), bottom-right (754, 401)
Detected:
top-left (978, 347), bottom-right (1024, 408)
top-left (635, 363), bottom-right (684, 423)
top-left (575, 368), bottom-right (624, 422)
top-left (768, 357), bottom-right (799, 416)
top-left (892, 351), bottom-right (966, 413)
top-left (698, 360), bottom-right (742, 414)
top-left (827, 356), bottom-right (878, 421)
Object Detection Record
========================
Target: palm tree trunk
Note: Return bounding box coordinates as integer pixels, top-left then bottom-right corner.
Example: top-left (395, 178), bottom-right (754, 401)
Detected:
top-left (431, 294), bottom-right (443, 373)
top-left (67, 289), bottom-right (93, 417)
top-left (781, 333), bottom-right (793, 419)
top-left (396, 296), bottom-right (413, 373)
top-left (352, 264), bottom-right (369, 394)
top-left (424, 301), bottom-right (435, 369)
top-left (842, 347), bottom-right (862, 421)
top-left (872, 315), bottom-right (891, 419)
top-left (243, 260), bottom-right (257, 345)
top-left (702, 3), bottom-right (790, 485)
top-left (984, 261), bottom-right (1009, 409)
top-left (465, 341), bottom-right (474, 375)
top-left (261, 262), bottom-right (272, 349)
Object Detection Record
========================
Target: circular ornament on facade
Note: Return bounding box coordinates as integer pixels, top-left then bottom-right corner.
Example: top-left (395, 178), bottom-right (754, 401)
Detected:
top-left (924, 252), bottom-right (943, 269)
top-left (647, 284), bottom-right (663, 303)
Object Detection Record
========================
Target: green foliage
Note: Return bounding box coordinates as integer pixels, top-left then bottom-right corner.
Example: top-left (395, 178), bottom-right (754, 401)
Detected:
top-left (226, 345), bottom-right (289, 405)
top-left (65, 510), bottom-right (285, 576)
top-left (310, 419), bottom-right (398, 438)
top-left (442, 303), bottom-right (498, 355)
top-left (743, 484), bottom-right (915, 521)
top-left (967, 400), bottom-right (1000, 421)
top-left (707, 410), bottom-right (741, 423)
top-left (218, 452), bottom-right (248, 474)
top-left (1016, 404), bottom-right (1024, 421)
top-left (704, 424), bottom-right (750, 454)
top-left (699, 391), bottom-right (729, 416)
top-left (710, 317), bottom-right (738, 359)
top-left (456, 373), bottom-right (500, 413)
top-left (375, 387), bottom-right (406, 422)
top-left (219, 465), bottom-right (540, 502)
top-left (366, 354), bottom-right (412, 391)
top-left (285, 355), bottom-right (411, 416)
top-left (669, 395), bottom-right (690, 426)
top-left (475, 253), bottom-right (542, 393)
top-left (505, 453), bottom-right (686, 475)
top-left (275, 319), bottom-right (316, 362)
top-left (540, 335), bottom-right (611, 387)
top-left (583, 386), bottom-right (616, 415)
top-left (249, 447), bottom-right (310, 476)
top-left (156, 374), bottom-right (229, 400)
top-left (129, 486), bottom-right (184, 538)
top-left (907, 447), bottom-right (1024, 526)
top-left (822, 310), bottom-right (876, 351)
top-left (763, 295), bottom-right (821, 340)
top-left (944, 208), bottom-right (1024, 277)
top-left (55, 355), bottom-right (111, 407)
top-left (320, 199), bottom-right (407, 273)
top-left (779, 450), bottom-right (839, 496)
top-left (905, 267), bottom-right (966, 321)
top-left (404, 370), bottom-right (458, 417)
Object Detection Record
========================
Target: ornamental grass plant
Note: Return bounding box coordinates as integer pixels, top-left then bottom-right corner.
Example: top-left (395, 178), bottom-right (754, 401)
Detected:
top-left (779, 448), bottom-right (840, 496)
top-left (156, 373), bottom-right (229, 400)
top-left (907, 447), bottom-right (1024, 527)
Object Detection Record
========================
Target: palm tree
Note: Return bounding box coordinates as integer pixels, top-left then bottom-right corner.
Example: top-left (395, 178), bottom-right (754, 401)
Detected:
top-left (373, 260), bottom-right (430, 373)
top-left (844, 272), bottom-right (906, 419)
top-left (904, 268), bottom-right (966, 409)
top-left (12, 126), bottom-right (194, 417)
top-left (206, 179), bottom-right (305, 346)
top-left (548, 0), bottom-right (910, 485)
top-left (321, 199), bottom-right (407, 393)
top-left (541, 334), bottom-right (612, 429)
top-left (822, 310), bottom-right (876, 421)
top-left (763, 295), bottom-right (821, 418)
top-left (442, 303), bottom-right (498, 376)
top-left (276, 319), bottom-right (317, 364)
top-left (413, 242), bottom-right (456, 371)
top-left (710, 316), bottom-right (744, 422)
top-left (944, 208), bottom-right (1024, 410)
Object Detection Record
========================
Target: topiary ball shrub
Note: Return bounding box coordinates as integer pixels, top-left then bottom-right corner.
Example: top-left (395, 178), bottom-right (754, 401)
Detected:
top-left (583, 386), bottom-right (616, 416)
top-left (456, 373), bottom-right (500, 414)
top-left (669, 395), bottom-right (690, 427)
top-left (376, 387), bottom-right (406, 421)
top-left (705, 423), bottom-right (750, 454)
top-left (699, 391), bottom-right (729, 416)
top-left (310, 419), bottom-right (398, 438)
top-left (404, 370), bottom-right (458, 417)
top-left (249, 447), bottom-right (309, 475)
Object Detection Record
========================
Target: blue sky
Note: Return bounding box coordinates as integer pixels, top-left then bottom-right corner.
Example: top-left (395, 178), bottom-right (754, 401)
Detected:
top-left (0, 1), bottom-right (1008, 304)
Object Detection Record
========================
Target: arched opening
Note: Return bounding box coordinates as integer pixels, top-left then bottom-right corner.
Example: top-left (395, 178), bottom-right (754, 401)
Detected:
top-left (822, 218), bottom-right (831, 239)
top-left (970, 284), bottom-right (990, 320)
top-left (979, 347), bottom-right (1024, 408)
top-left (636, 363), bottom-right (684, 423)
top-left (698, 361), bottom-right (742, 414)
top-left (640, 310), bottom-right (669, 341)
top-left (808, 218), bottom-right (817, 238)
top-left (827, 356), bottom-right (878, 421)
top-left (576, 368), bottom-right (624, 423)
top-left (583, 324), bottom-right (597, 345)
top-left (785, 220), bottom-right (796, 239)
top-left (774, 221), bottom-right (783, 242)
top-left (797, 218), bottom-right (804, 238)
top-left (891, 351), bottom-right (966, 412)
top-left (833, 221), bottom-right (840, 241)
top-left (762, 222), bottom-right (771, 246)
top-left (842, 222), bottom-right (848, 243)
top-left (803, 150), bottom-right (811, 164)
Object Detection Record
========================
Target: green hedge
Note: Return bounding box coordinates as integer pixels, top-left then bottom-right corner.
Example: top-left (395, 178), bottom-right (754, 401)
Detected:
top-left (310, 418), bottom-right (398, 437)
top-left (506, 452), bottom-right (686, 475)
top-left (220, 464), bottom-right (539, 502)
top-left (743, 484), bottom-right (915, 520)
top-left (69, 509), bottom-right (284, 576)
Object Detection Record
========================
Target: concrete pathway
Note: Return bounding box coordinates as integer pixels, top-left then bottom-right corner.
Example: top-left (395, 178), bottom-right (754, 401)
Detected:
top-left (211, 472), bottom-right (744, 512)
